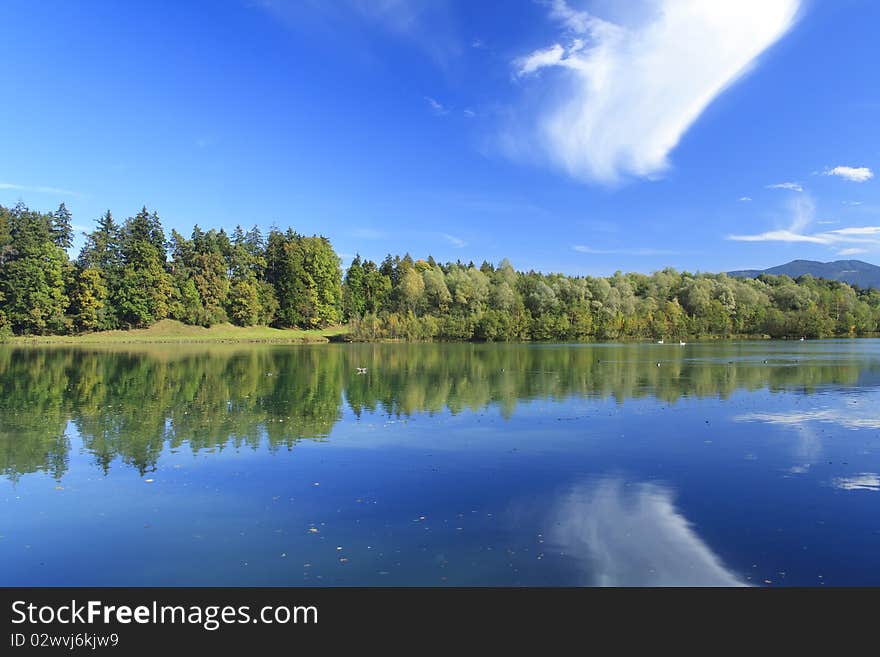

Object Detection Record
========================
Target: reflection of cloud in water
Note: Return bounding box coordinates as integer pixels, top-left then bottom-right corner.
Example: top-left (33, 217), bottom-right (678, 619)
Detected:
top-left (733, 405), bottom-right (880, 474)
top-left (833, 473), bottom-right (880, 491)
top-left (549, 478), bottom-right (746, 586)
top-left (736, 408), bottom-right (880, 431)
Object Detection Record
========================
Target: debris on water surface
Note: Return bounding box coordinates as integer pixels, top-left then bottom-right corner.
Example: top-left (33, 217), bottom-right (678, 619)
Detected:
top-left (307, 527), bottom-right (319, 534)
top-left (144, 478), bottom-right (154, 483)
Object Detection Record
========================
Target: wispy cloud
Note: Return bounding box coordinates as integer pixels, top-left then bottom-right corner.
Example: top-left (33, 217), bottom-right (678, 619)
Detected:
top-left (726, 194), bottom-right (880, 253)
top-left (573, 245), bottom-right (679, 256)
top-left (509, 0), bottom-right (800, 184)
top-left (255, 1), bottom-right (461, 69)
top-left (824, 165), bottom-right (873, 183)
top-left (424, 96), bottom-right (449, 116)
top-left (0, 182), bottom-right (82, 197)
top-left (766, 182), bottom-right (803, 192)
top-left (440, 232), bottom-right (466, 248)
top-left (728, 225), bottom-right (880, 249)
top-left (738, 196), bottom-right (753, 202)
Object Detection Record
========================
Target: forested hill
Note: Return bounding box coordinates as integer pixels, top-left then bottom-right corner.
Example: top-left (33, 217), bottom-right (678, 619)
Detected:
top-left (2, 201), bottom-right (880, 341)
top-left (729, 259), bottom-right (880, 289)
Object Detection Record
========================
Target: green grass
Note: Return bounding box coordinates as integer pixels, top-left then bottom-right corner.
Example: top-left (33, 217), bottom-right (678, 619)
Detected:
top-left (7, 319), bottom-right (347, 345)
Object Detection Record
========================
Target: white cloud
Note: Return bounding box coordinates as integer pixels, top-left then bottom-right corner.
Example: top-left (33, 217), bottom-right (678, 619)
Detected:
top-left (0, 182), bottom-right (81, 197)
top-left (728, 227), bottom-right (880, 247)
top-left (516, 43), bottom-right (567, 75)
top-left (766, 182), bottom-right (804, 192)
top-left (828, 226), bottom-right (880, 236)
top-left (728, 229), bottom-right (827, 244)
top-left (825, 166), bottom-right (873, 183)
top-left (738, 196), bottom-right (753, 202)
top-left (511, 0), bottom-right (800, 183)
top-left (424, 96), bottom-right (449, 116)
top-left (726, 193), bottom-right (880, 251)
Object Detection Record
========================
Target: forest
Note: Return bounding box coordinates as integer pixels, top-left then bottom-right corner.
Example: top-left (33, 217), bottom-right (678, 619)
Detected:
top-left (2, 201), bottom-right (880, 341)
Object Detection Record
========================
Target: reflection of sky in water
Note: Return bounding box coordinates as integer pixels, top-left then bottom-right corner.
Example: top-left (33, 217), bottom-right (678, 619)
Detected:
top-left (735, 390), bottom-right (880, 481)
top-left (3, 341), bottom-right (880, 586)
top-left (548, 478), bottom-right (747, 586)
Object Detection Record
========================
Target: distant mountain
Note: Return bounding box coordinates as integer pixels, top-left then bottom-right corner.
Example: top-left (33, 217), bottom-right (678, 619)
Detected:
top-left (728, 259), bottom-right (880, 289)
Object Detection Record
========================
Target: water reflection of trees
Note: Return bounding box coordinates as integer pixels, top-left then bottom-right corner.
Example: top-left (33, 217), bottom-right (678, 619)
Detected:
top-left (0, 343), bottom-right (875, 480)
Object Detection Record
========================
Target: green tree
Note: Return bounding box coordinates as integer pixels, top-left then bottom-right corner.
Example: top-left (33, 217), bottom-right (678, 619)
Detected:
top-left (0, 203), bottom-right (70, 334)
top-left (69, 266), bottom-right (108, 332)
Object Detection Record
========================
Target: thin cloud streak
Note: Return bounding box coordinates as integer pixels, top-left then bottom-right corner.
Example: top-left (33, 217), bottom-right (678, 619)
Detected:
top-left (573, 245), bottom-right (680, 256)
top-left (726, 194), bottom-right (880, 253)
top-left (424, 96), bottom-right (449, 116)
top-left (766, 182), bottom-right (803, 192)
top-left (0, 182), bottom-right (82, 197)
top-left (440, 232), bottom-right (466, 248)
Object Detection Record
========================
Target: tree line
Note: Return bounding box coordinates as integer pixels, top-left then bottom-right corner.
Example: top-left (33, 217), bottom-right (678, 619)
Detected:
top-left (2, 200), bottom-right (880, 340)
top-left (0, 201), bottom-right (340, 336)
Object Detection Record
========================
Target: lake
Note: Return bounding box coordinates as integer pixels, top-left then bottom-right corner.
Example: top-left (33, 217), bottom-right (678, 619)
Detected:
top-left (2, 340), bottom-right (880, 586)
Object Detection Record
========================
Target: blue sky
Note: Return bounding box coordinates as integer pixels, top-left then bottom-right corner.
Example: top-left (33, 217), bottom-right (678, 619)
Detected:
top-left (2, 0), bottom-right (879, 276)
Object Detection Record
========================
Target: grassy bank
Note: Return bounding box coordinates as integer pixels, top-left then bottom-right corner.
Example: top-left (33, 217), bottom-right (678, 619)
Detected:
top-left (5, 319), bottom-right (347, 345)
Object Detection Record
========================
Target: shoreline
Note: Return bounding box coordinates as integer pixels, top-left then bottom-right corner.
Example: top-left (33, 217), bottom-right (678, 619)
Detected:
top-left (2, 320), bottom-right (347, 345)
top-left (5, 329), bottom-right (878, 347)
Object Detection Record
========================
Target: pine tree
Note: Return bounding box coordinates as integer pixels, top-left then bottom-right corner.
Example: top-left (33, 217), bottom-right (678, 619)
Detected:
top-left (51, 202), bottom-right (74, 250)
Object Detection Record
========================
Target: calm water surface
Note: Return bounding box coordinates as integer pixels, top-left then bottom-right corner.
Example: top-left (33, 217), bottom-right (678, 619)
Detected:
top-left (2, 341), bottom-right (880, 586)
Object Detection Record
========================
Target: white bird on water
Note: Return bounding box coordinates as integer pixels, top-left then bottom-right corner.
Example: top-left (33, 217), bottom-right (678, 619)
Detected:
top-left (657, 339), bottom-right (664, 344)
top-left (679, 340), bottom-right (686, 346)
